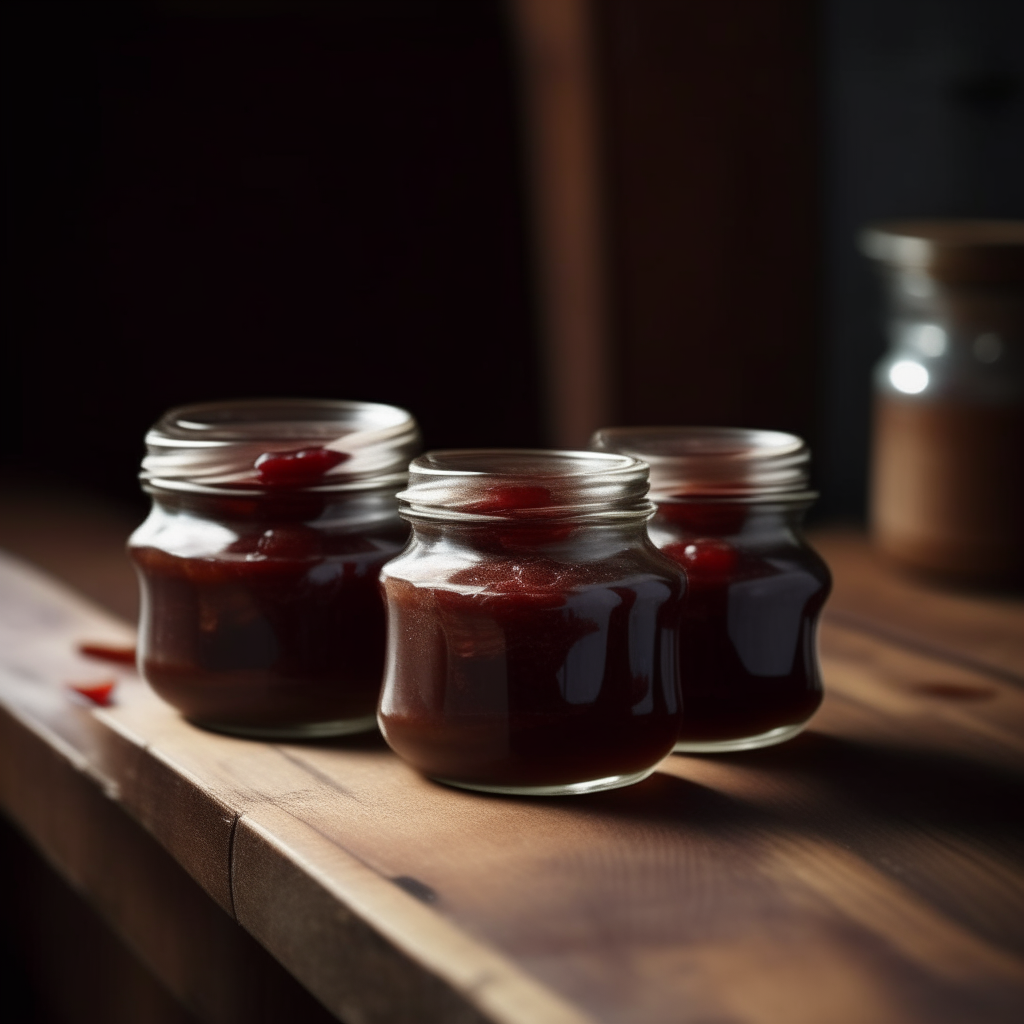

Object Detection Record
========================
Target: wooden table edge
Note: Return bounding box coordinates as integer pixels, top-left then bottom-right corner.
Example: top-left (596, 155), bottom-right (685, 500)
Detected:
top-left (0, 552), bottom-right (595, 1024)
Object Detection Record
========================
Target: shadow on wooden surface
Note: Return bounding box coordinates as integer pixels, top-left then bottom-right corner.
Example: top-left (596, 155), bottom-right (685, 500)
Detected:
top-left (0, 814), bottom-right (201, 1024)
top-left (558, 731), bottom-right (1020, 848)
top-left (0, 769), bottom-right (344, 1024)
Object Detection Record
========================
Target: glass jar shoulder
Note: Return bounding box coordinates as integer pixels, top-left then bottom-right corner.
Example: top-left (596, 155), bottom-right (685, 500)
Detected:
top-left (381, 525), bottom-right (683, 597)
top-left (130, 493), bottom-right (408, 573)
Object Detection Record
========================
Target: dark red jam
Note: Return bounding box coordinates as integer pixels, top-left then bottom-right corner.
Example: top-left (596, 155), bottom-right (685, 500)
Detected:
top-left (131, 491), bottom-right (407, 732)
top-left (78, 642), bottom-right (137, 666)
top-left (379, 480), bottom-right (684, 790)
top-left (254, 446), bottom-right (350, 486)
top-left (69, 680), bottom-right (117, 706)
top-left (652, 500), bottom-right (830, 744)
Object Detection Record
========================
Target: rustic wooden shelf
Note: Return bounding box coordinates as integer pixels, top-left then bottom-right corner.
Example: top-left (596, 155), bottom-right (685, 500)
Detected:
top-left (1, 535), bottom-right (1022, 1024)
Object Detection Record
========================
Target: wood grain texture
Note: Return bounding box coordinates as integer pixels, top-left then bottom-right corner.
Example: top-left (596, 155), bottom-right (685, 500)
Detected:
top-left (0, 551), bottom-right (590, 1024)
top-left (511, 0), bottom-right (613, 448)
top-left (0, 484), bottom-right (141, 622)
top-left (2, 814), bottom-right (203, 1024)
top-left (812, 528), bottom-right (1024, 682)
top-left (509, 0), bottom-right (820, 445)
top-left (1, 547), bottom-right (1023, 1024)
top-left (0, 697), bottom-right (339, 1023)
top-left (593, 0), bottom-right (820, 439)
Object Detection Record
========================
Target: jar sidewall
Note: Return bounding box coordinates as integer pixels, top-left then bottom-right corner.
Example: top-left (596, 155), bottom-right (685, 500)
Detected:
top-left (647, 499), bottom-right (818, 551)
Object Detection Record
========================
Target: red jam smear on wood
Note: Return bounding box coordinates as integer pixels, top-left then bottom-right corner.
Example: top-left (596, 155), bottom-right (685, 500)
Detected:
top-left (69, 680), bottom-right (116, 706)
top-left (78, 642), bottom-right (137, 666)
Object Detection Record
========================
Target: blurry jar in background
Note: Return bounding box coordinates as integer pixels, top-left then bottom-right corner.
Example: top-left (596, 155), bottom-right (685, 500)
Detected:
top-left (130, 399), bottom-right (420, 737)
top-left (592, 428), bottom-right (830, 753)
top-left (863, 221), bottom-right (1024, 585)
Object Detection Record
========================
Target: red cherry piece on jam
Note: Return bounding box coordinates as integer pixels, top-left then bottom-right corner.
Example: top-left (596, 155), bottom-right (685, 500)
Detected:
top-left (665, 538), bottom-right (738, 578)
top-left (77, 641), bottom-right (137, 665)
top-left (255, 447), bottom-right (349, 487)
top-left (69, 680), bottom-right (116, 706)
top-left (466, 485), bottom-right (553, 514)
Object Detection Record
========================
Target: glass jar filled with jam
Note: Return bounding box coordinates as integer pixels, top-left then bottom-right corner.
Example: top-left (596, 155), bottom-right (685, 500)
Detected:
top-left (377, 450), bottom-right (684, 795)
top-left (591, 427), bottom-right (831, 753)
top-left (129, 399), bottom-right (420, 738)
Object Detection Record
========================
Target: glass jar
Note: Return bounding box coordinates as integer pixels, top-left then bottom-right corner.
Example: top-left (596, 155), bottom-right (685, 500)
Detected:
top-left (862, 221), bottom-right (1024, 584)
top-left (377, 450), bottom-right (684, 795)
top-left (129, 398), bottom-right (420, 738)
top-left (591, 427), bottom-right (831, 753)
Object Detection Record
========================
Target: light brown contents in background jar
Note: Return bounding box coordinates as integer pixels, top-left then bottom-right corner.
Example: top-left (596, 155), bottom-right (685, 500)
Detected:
top-left (872, 395), bottom-right (1024, 582)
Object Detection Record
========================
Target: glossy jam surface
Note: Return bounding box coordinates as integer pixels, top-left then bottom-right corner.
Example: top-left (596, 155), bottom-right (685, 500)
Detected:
top-left (379, 514), bottom-right (684, 789)
top-left (254, 446), bottom-right (350, 487)
top-left (652, 501), bottom-right (830, 743)
top-left (130, 491), bottom-right (406, 731)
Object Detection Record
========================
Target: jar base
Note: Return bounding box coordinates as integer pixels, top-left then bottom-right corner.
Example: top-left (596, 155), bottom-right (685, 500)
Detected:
top-left (432, 765), bottom-right (659, 797)
top-left (674, 722), bottom-right (807, 754)
top-left (191, 713), bottom-right (379, 740)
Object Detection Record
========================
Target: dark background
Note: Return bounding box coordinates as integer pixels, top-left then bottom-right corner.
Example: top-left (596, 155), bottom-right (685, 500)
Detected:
top-left (821, 0), bottom-right (1024, 516)
top-left (2, 0), bottom-right (1023, 514)
top-left (2, 0), bottom-right (542, 509)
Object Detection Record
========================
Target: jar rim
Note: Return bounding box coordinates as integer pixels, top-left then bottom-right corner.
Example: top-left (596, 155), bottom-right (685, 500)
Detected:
top-left (409, 448), bottom-right (641, 478)
top-left (141, 398), bottom-right (420, 493)
top-left (860, 220), bottom-right (1024, 284)
top-left (590, 426), bottom-right (811, 498)
top-left (399, 448), bottom-right (654, 523)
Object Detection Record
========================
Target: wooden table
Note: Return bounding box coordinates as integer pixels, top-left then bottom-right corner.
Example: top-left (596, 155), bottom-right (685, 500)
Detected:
top-left (1, 526), bottom-right (1022, 1024)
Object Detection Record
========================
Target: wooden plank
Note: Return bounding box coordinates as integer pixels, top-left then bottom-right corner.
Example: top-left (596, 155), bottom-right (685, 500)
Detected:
top-left (814, 528), bottom-right (1024, 683)
top-left (2, 814), bottom-right (202, 1024)
top-left (511, 0), bottom-right (613, 448)
top-left (0, 698), bottom-right (339, 1023)
top-left (0, 550), bottom-right (236, 913)
top-left (0, 484), bottom-right (141, 622)
top-left (592, 0), bottom-right (820, 438)
top-left (0, 551), bottom-right (591, 1024)
top-left (2, 548), bottom-right (1023, 1023)
top-left (509, 0), bottom-right (820, 445)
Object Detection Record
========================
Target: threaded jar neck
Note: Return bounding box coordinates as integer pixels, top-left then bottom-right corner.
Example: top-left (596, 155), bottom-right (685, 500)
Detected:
top-left (141, 399), bottom-right (420, 495)
top-left (398, 449), bottom-right (654, 523)
top-left (590, 427), bottom-right (814, 502)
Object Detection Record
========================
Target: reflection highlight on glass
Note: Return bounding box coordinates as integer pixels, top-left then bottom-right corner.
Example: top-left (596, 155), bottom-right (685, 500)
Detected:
top-left (889, 360), bottom-right (929, 394)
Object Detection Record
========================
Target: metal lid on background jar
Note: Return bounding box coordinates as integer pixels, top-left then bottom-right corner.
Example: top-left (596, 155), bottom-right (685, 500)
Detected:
top-left (141, 398), bottom-right (421, 493)
top-left (860, 220), bottom-right (1024, 285)
top-left (590, 426), bottom-right (813, 501)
